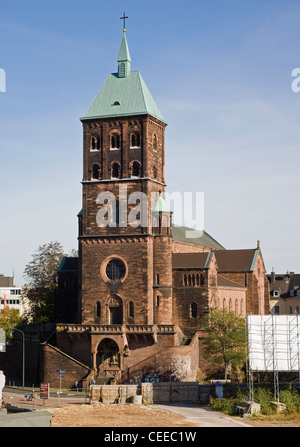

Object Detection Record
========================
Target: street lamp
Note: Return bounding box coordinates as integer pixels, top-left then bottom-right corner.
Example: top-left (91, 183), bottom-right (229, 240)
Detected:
top-left (13, 328), bottom-right (25, 388)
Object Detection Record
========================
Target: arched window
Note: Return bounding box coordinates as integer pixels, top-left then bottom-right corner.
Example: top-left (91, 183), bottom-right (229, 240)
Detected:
top-left (96, 301), bottom-right (101, 318)
top-left (192, 274), bottom-right (196, 286)
top-left (131, 161), bottom-right (141, 178)
top-left (235, 299), bottom-right (239, 315)
top-left (153, 166), bottom-right (157, 179)
top-left (91, 137), bottom-right (98, 150)
top-left (196, 274), bottom-right (200, 286)
top-left (184, 274), bottom-right (188, 286)
top-left (240, 299), bottom-right (244, 315)
top-left (200, 274), bottom-right (205, 286)
top-left (92, 164), bottom-right (101, 180)
top-left (129, 301), bottom-right (134, 319)
top-left (131, 133), bottom-right (140, 148)
top-left (153, 134), bottom-right (158, 151)
top-left (111, 133), bottom-right (120, 149)
top-left (111, 162), bottom-right (121, 179)
top-left (190, 302), bottom-right (197, 319)
top-left (188, 274), bottom-right (192, 287)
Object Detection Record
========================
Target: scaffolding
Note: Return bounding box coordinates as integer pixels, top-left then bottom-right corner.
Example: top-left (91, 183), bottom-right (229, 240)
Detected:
top-left (247, 314), bottom-right (300, 403)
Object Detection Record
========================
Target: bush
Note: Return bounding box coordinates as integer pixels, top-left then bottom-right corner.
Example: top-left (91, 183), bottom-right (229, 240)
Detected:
top-left (253, 386), bottom-right (274, 415)
top-left (279, 387), bottom-right (300, 414)
top-left (209, 395), bottom-right (241, 416)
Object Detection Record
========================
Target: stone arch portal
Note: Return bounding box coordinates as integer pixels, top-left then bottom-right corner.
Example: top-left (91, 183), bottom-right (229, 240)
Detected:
top-left (97, 338), bottom-right (120, 377)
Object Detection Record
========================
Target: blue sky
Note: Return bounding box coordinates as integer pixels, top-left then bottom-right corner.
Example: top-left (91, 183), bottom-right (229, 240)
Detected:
top-left (0, 0), bottom-right (300, 285)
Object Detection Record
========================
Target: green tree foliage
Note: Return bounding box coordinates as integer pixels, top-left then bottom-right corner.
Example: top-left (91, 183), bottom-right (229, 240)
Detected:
top-left (203, 308), bottom-right (246, 381)
top-left (0, 307), bottom-right (24, 339)
top-left (23, 241), bottom-right (65, 323)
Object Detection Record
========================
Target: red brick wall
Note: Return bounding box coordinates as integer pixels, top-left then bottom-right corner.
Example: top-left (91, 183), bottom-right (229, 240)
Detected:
top-left (40, 343), bottom-right (90, 389)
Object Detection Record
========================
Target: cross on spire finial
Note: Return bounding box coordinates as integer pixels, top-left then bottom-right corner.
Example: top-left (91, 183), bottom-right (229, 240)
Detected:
top-left (120, 12), bottom-right (128, 32)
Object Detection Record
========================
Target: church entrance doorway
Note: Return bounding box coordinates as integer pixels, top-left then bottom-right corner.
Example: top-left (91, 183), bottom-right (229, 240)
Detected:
top-left (97, 338), bottom-right (120, 377)
top-left (108, 296), bottom-right (123, 324)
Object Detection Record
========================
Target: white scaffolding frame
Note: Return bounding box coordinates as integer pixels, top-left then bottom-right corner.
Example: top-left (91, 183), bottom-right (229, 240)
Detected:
top-left (247, 314), bottom-right (300, 402)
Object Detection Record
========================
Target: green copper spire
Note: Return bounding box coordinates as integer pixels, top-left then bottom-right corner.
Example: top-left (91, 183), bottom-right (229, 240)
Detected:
top-left (118, 31), bottom-right (131, 78)
top-left (81, 30), bottom-right (166, 123)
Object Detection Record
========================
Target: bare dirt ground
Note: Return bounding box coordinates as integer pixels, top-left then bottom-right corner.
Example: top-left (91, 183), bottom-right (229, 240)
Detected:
top-left (238, 413), bottom-right (300, 427)
top-left (47, 402), bottom-right (199, 427)
top-left (47, 403), bottom-right (300, 427)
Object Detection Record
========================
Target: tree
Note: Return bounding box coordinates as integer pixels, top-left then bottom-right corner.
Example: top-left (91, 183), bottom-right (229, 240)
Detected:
top-left (23, 241), bottom-right (65, 323)
top-left (202, 308), bottom-right (246, 381)
top-left (0, 307), bottom-right (24, 339)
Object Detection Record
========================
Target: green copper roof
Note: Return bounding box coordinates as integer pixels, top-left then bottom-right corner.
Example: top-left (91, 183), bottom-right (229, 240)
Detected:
top-left (153, 197), bottom-right (171, 212)
top-left (82, 71), bottom-right (165, 122)
top-left (172, 225), bottom-right (225, 250)
top-left (118, 31), bottom-right (131, 63)
top-left (81, 33), bottom-right (166, 123)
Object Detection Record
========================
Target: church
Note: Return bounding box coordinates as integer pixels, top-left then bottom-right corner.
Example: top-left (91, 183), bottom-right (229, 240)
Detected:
top-left (40, 29), bottom-right (270, 388)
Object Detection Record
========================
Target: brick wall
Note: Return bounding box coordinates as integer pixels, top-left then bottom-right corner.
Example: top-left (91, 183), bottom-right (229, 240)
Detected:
top-left (40, 343), bottom-right (90, 389)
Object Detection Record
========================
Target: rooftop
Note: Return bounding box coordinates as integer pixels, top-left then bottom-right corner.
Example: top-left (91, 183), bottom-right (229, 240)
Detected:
top-left (213, 249), bottom-right (259, 272)
top-left (81, 32), bottom-right (165, 123)
top-left (172, 225), bottom-right (225, 250)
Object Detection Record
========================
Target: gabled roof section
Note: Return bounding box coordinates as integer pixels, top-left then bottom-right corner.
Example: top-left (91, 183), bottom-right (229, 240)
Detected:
top-left (172, 225), bottom-right (225, 250)
top-left (214, 249), bottom-right (258, 273)
top-left (172, 252), bottom-right (214, 269)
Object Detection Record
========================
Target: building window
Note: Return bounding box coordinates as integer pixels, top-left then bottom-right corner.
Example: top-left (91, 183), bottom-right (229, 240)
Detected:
top-left (289, 306), bottom-right (293, 315)
top-left (156, 296), bottom-right (160, 307)
top-left (96, 301), bottom-right (101, 318)
top-left (273, 290), bottom-right (280, 297)
top-left (90, 136), bottom-right (99, 151)
top-left (130, 133), bottom-right (140, 148)
top-left (274, 306), bottom-right (280, 315)
top-left (131, 161), bottom-right (141, 178)
top-left (111, 162), bottom-right (121, 179)
top-left (106, 259), bottom-right (126, 282)
top-left (129, 301), bottom-right (134, 318)
top-left (92, 164), bottom-right (101, 180)
top-left (153, 166), bottom-right (157, 179)
top-left (156, 274), bottom-right (160, 285)
top-left (190, 302), bottom-right (197, 319)
top-left (111, 133), bottom-right (120, 150)
top-left (200, 274), bottom-right (205, 286)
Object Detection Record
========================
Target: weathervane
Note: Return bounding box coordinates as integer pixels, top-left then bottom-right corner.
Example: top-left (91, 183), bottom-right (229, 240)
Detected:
top-left (120, 12), bottom-right (128, 32)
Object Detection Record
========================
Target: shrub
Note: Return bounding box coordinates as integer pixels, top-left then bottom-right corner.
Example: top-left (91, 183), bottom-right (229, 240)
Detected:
top-left (279, 387), bottom-right (300, 414)
top-left (253, 386), bottom-right (274, 415)
top-left (209, 395), bottom-right (241, 416)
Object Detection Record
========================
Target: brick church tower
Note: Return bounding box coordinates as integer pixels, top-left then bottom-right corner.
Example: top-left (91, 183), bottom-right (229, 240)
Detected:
top-left (78, 30), bottom-right (172, 327)
top-left (57, 30), bottom-right (176, 381)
